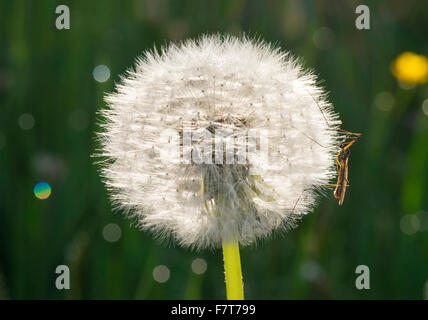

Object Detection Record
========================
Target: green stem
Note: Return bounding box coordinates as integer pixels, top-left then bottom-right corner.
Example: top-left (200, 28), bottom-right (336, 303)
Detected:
top-left (222, 241), bottom-right (244, 300)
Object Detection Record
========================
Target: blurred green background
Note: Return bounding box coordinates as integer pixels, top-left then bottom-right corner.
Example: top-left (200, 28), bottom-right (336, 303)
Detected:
top-left (1, 0), bottom-right (428, 299)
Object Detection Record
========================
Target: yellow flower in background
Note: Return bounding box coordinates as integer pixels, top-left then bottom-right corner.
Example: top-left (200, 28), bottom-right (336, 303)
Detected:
top-left (391, 52), bottom-right (428, 85)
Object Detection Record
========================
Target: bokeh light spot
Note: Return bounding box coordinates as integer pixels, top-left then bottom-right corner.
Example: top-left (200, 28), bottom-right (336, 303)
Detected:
top-left (374, 91), bottom-right (394, 111)
top-left (18, 113), bottom-right (35, 130)
top-left (34, 182), bottom-right (51, 200)
top-left (416, 211), bottom-right (428, 231)
top-left (102, 223), bottom-right (122, 243)
top-left (398, 80), bottom-right (416, 90)
top-left (300, 260), bottom-right (322, 282)
top-left (400, 214), bottom-right (420, 235)
top-left (391, 52), bottom-right (428, 85)
top-left (31, 153), bottom-right (66, 181)
top-left (153, 265), bottom-right (170, 283)
top-left (93, 65), bottom-right (111, 83)
top-left (191, 258), bottom-right (207, 275)
top-left (422, 99), bottom-right (428, 116)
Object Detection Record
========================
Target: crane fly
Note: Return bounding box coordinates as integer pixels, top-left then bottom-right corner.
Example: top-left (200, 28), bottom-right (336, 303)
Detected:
top-left (292, 92), bottom-right (362, 206)
top-left (289, 125), bottom-right (361, 213)
top-left (327, 130), bottom-right (361, 205)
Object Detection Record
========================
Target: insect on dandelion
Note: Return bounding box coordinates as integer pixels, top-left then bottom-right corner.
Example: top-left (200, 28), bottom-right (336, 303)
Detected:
top-left (96, 34), bottom-right (342, 299)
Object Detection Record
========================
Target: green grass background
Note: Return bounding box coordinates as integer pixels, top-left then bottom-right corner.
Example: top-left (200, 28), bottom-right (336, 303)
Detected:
top-left (0, 0), bottom-right (427, 299)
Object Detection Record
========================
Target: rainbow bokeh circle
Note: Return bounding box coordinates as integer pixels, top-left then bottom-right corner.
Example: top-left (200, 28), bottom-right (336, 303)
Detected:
top-left (34, 182), bottom-right (51, 200)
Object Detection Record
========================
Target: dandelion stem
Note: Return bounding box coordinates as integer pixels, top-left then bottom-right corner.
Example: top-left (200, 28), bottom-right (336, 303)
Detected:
top-left (222, 241), bottom-right (244, 300)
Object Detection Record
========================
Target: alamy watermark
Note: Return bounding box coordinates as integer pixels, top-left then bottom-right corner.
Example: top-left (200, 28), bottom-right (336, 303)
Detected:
top-left (355, 5), bottom-right (370, 30)
top-left (55, 265), bottom-right (70, 290)
top-left (55, 5), bottom-right (70, 30)
top-left (355, 265), bottom-right (370, 290)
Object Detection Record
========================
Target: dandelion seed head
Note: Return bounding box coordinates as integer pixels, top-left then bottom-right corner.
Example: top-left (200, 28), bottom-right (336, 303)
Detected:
top-left (96, 34), bottom-right (342, 249)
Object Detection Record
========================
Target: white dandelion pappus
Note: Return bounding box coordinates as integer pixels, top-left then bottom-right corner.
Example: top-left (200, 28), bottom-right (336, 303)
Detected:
top-left (97, 34), bottom-right (342, 249)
